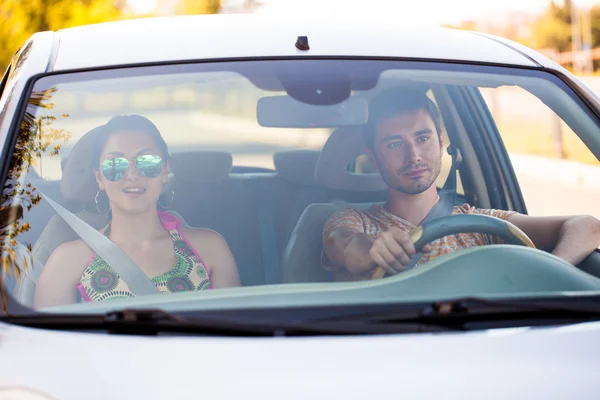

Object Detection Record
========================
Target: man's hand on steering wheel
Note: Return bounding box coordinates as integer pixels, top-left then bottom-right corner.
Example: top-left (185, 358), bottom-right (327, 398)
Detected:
top-left (370, 214), bottom-right (536, 279)
top-left (368, 227), bottom-right (433, 275)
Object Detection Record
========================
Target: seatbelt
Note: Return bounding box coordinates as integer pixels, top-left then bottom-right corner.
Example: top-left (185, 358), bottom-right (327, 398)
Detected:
top-left (420, 144), bottom-right (462, 225)
top-left (39, 191), bottom-right (160, 296)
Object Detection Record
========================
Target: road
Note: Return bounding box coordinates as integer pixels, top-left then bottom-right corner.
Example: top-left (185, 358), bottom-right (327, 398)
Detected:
top-left (516, 174), bottom-right (600, 219)
top-left (505, 76), bottom-right (600, 220)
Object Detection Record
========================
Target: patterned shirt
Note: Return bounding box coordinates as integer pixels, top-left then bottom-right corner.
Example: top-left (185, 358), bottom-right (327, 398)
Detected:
top-left (77, 211), bottom-right (211, 302)
top-left (322, 203), bottom-right (517, 282)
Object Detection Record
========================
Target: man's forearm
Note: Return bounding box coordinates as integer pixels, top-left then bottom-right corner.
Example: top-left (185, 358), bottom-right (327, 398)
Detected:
top-left (325, 230), bottom-right (375, 275)
top-left (343, 233), bottom-right (377, 274)
top-left (552, 215), bottom-right (600, 265)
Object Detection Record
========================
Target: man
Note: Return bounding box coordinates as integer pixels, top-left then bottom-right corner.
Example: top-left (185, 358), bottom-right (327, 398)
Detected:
top-left (322, 88), bottom-right (600, 282)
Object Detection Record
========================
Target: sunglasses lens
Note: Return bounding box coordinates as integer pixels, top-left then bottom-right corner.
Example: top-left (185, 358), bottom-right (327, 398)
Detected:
top-left (101, 157), bottom-right (129, 182)
top-left (135, 155), bottom-right (164, 178)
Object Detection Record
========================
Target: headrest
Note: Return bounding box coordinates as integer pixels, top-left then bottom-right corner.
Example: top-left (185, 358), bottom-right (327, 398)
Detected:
top-left (170, 151), bottom-right (232, 183)
top-left (60, 127), bottom-right (103, 203)
top-left (315, 126), bottom-right (387, 192)
top-left (61, 156), bottom-right (68, 172)
top-left (274, 150), bottom-right (320, 186)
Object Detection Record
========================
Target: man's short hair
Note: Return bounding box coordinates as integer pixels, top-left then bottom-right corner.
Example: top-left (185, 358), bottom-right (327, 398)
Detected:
top-left (363, 87), bottom-right (443, 149)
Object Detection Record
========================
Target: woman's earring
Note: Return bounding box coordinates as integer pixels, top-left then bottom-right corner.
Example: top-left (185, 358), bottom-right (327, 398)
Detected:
top-left (158, 190), bottom-right (175, 209)
top-left (95, 189), bottom-right (111, 216)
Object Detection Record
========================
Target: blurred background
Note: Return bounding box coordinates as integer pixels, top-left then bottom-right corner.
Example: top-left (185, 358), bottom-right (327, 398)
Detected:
top-left (2, 0), bottom-right (600, 218)
top-left (4, 0), bottom-right (600, 75)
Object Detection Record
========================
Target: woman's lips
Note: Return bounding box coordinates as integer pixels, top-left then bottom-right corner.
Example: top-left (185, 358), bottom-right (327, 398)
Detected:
top-left (122, 187), bottom-right (146, 198)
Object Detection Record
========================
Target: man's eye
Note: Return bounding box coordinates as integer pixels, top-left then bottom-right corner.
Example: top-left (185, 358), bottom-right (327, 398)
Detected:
top-left (417, 136), bottom-right (430, 143)
top-left (386, 141), bottom-right (403, 149)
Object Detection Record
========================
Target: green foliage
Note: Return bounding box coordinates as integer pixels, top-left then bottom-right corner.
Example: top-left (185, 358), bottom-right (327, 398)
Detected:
top-left (446, 0), bottom-right (600, 55)
top-left (176, 0), bottom-right (221, 15)
top-left (0, 0), bottom-right (127, 72)
top-left (0, 87), bottom-right (71, 312)
top-left (530, 5), bottom-right (572, 51)
top-left (523, 0), bottom-right (574, 52)
top-left (590, 5), bottom-right (600, 49)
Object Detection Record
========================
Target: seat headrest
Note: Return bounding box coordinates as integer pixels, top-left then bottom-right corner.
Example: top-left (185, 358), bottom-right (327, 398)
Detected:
top-left (60, 127), bottom-right (103, 203)
top-left (170, 151), bottom-right (232, 183)
top-left (61, 128), bottom-right (234, 203)
top-left (61, 156), bottom-right (68, 172)
top-left (315, 126), bottom-right (387, 192)
top-left (274, 150), bottom-right (320, 186)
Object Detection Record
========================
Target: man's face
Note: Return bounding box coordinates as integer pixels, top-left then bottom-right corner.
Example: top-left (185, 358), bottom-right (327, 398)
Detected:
top-left (368, 108), bottom-right (443, 195)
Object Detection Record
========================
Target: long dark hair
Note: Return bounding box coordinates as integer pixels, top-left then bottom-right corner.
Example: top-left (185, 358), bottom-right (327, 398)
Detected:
top-left (92, 115), bottom-right (171, 169)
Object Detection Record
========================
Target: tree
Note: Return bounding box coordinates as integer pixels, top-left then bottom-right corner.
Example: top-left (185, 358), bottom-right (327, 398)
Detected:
top-left (176, 0), bottom-right (221, 15)
top-left (0, 0), bottom-right (127, 72)
top-left (243, 0), bottom-right (263, 12)
top-left (590, 5), bottom-right (600, 48)
top-left (529, 0), bottom-right (572, 51)
top-left (442, 20), bottom-right (479, 32)
top-left (0, 87), bottom-right (70, 311)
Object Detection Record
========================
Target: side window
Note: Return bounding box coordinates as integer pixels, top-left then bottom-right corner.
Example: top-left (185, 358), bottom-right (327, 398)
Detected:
top-left (352, 89), bottom-right (465, 195)
top-left (481, 86), bottom-right (600, 221)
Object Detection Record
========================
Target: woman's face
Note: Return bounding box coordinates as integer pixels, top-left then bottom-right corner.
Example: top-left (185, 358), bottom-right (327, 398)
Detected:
top-left (95, 130), bottom-right (168, 215)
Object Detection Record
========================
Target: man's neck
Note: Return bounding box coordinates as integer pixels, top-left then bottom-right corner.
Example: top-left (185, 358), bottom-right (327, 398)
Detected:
top-left (384, 185), bottom-right (439, 226)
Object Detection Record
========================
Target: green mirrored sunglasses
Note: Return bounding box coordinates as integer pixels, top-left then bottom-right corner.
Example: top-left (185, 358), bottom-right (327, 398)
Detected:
top-left (100, 154), bottom-right (165, 182)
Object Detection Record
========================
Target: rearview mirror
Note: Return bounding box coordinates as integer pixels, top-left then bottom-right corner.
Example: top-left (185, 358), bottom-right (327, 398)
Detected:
top-left (257, 95), bottom-right (368, 128)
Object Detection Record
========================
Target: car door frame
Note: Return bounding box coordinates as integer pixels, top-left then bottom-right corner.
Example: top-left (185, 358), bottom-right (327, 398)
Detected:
top-left (451, 68), bottom-right (600, 275)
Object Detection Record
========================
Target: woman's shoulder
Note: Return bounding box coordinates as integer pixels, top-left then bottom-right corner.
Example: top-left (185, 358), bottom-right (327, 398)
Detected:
top-left (177, 226), bottom-right (239, 287)
top-left (177, 227), bottom-right (231, 272)
top-left (178, 226), bottom-right (227, 247)
top-left (38, 239), bottom-right (92, 289)
top-left (48, 239), bottom-right (93, 266)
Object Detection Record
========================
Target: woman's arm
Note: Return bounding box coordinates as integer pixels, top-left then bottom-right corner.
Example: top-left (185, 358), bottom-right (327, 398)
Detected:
top-left (34, 240), bottom-right (91, 309)
top-left (181, 228), bottom-right (241, 288)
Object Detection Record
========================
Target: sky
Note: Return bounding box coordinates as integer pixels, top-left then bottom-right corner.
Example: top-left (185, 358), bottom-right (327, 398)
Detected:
top-left (126, 0), bottom-right (598, 26)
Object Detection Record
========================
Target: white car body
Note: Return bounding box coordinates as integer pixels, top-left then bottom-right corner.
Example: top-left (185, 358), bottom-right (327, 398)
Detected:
top-left (1, 15), bottom-right (599, 399)
top-left (1, 318), bottom-right (600, 399)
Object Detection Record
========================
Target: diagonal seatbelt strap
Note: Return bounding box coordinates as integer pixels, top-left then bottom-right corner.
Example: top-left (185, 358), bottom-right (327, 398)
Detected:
top-left (420, 145), bottom-right (463, 225)
top-left (39, 191), bottom-right (160, 296)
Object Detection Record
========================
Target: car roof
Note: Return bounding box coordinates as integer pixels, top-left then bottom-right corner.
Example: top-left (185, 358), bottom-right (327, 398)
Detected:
top-left (47, 14), bottom-right (548, 72)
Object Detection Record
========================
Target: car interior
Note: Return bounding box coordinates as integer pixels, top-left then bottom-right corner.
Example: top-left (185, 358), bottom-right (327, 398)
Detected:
top-left (12, 105), bottom-right (470, 305)
top-left (7, 62), bottom-right (600, 308)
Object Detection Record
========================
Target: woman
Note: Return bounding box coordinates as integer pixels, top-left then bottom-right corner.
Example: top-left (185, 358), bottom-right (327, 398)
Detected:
top-left (35, 115), bottom-right (241, 307)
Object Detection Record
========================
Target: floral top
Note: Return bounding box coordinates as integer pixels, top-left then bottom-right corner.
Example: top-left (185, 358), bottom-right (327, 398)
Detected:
top-left (77, 211), bottom-right (211, 302)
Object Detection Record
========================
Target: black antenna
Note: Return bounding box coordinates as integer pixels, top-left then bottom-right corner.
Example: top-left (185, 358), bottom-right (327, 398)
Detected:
top-left (295, 36), bottom-right (310, 51)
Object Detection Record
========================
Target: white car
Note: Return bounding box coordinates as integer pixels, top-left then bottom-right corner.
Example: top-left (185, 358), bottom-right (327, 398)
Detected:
top-left (1, 14), bottom-right (600, 399)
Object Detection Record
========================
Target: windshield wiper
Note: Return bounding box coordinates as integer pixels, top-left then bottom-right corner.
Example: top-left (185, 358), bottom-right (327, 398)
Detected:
top-left (4, 297), bottom-right (600, 336)
top-left (0, 309), bottom-right (284, 336)
top-left (315, 296), bottom-right (600, 331)
top-left (0, 308), bottom-right (429, 336)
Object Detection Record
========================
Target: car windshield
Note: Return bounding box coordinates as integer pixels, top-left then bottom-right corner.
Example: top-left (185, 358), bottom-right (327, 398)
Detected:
top-left (2, 59), bottom-right (600, 315)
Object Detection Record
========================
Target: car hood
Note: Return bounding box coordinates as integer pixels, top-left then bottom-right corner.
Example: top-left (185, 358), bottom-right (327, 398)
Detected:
top-left (0, 320), bottom-right (599, 399)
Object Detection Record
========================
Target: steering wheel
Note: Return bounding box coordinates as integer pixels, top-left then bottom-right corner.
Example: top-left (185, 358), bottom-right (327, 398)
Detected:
top-left (371, 214), bottom-right (535, 279)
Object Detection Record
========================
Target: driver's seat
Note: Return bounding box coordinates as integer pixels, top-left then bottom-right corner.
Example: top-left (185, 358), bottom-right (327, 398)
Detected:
top-left (282, 127), bottom-right (387, 283)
